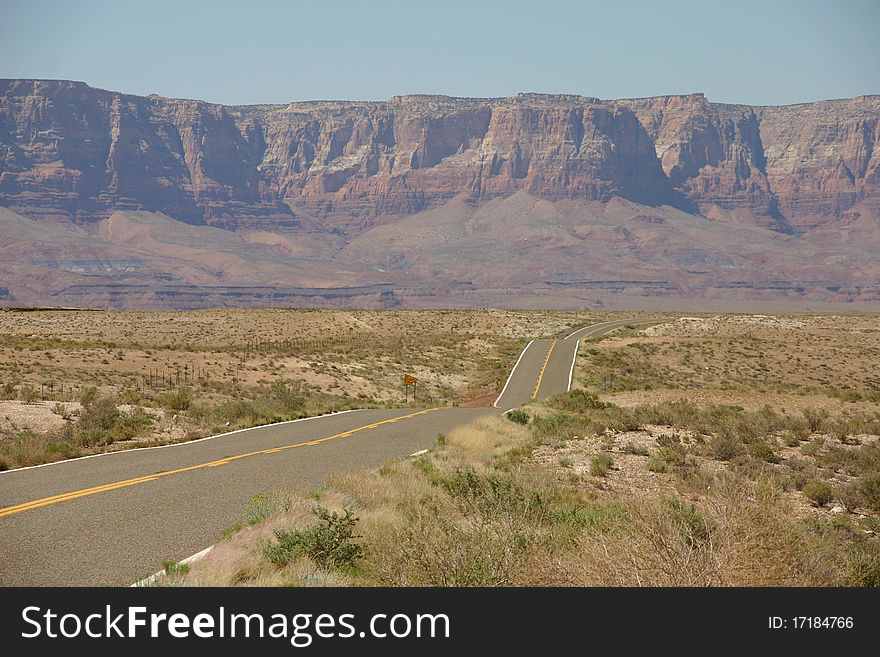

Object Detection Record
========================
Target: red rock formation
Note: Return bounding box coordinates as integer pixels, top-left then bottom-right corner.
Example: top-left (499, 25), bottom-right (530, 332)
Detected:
top-left (1, 80), bottom-right (878, 234)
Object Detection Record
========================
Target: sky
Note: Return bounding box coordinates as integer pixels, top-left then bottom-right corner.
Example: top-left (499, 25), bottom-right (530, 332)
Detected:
top-left (0, 0), bottom-right (877, 106)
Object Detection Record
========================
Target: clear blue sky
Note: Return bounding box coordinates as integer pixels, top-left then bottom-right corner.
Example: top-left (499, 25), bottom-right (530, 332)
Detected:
top-left (1, 0), bottom-right (877, 106)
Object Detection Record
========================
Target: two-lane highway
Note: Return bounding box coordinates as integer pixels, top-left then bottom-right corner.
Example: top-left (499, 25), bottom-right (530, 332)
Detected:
top-left (0, 320), bottom-right (644, 585)
top-left (494, 318), bottom-right (642, 408)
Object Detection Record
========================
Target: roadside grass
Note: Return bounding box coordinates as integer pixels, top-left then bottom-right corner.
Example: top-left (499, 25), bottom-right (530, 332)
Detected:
top-left (166, 387), bottom-right (880, 587)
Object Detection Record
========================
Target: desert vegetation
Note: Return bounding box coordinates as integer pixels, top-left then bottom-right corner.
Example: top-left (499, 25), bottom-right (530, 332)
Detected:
top-left (160, 312), bottom-right (880, 587)
top-left (0, 307), bottom-right (627, 468)
top-left (164, 389), bottom-right (880, 587)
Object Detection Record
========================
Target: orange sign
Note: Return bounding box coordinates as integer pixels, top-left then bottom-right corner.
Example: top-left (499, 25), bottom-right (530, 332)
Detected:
top-left (403, 374), bottom-right (418, 385)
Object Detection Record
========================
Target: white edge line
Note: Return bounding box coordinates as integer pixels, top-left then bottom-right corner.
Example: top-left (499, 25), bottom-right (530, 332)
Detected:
top-left (0, 409), bottom-right (365, 475)
top-left (131, 545), bottom-right (214, 587)
top-left (410, 449), bottom-right (428, 457)
top-left (567, 338), bottom-right (580, 391)
top-left (493, 340), bottom-right (534, 408)
top-left (563, 320), bottom-right (618, 341)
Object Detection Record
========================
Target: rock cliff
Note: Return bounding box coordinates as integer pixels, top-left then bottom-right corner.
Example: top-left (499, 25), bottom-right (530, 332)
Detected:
top-left (3, 80), bottom-right (878, 233)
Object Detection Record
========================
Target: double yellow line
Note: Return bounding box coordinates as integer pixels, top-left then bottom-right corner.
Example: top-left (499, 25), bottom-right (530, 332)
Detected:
top-left (532, 340), bottom-right (557, 399)
top-left (0, 408), bottom-right (439, 519)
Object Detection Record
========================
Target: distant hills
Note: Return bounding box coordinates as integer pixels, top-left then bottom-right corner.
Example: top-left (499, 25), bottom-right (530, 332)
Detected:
top-left (1, 79), bottom-right (878, 309)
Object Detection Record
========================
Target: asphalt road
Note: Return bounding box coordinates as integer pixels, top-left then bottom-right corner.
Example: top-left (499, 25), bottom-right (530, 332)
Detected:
top-left (0, 320), bottom-right (640, 586)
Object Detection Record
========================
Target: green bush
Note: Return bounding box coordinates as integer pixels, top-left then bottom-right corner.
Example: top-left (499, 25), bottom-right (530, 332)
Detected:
top-left (264, 507), bottom-right (362, 570)
top-left (803, 479), bottom-right (835, 507)
top-left (506, 409), bottom-right (530, 425)
top-left (860, 474), bottom-right (880, 513)
top-left (590, 453), bottom-right (614, 477)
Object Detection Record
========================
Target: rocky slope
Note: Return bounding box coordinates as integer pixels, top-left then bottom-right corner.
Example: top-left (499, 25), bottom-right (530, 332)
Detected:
top-left (1, 80), bottom-right (879, 309)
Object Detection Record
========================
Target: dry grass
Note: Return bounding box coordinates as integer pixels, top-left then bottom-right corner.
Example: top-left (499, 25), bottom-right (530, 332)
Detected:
top-left (104, 311), bottom-right (880, 586)
top-left (0, 307), bottom-right (635, 467)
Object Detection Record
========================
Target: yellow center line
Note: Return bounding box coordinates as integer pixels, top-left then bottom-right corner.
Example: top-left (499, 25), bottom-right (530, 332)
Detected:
top-left (532, 340), bottom-right (557, 399)
top-left (0, 408), bottom-right (440, 519)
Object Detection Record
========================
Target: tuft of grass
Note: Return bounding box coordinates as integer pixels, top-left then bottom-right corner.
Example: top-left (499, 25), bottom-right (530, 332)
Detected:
top-left (244, 493), bottom-right (289, 526)
top-left (646, 456), bottom-right (668, 473)
top-left (590, 454), bottom-right (614, 477)
top-left (163, 561), bottom-right (190, 577)
top-left (506, 409), bottom-right (530, 425)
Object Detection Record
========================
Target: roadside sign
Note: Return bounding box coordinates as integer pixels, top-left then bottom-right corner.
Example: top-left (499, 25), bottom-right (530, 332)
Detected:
top-left (403, 374), bottom-right (418, 385)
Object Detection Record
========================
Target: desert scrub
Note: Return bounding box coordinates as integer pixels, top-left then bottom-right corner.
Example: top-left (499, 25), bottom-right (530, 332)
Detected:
top-left (708, 429), bottom-right (746, 461)
top-left (434, 467), bottom-right (546, 521)
top-left (803, 479), bottom-right (835, 507)
top-left (590, 454), bottom-right (614, 477)
top-left (506, 409), bottom-right (530, 425)
top-left (860, 474), bottom-right (880, 513)
top-left (264, 506), bottom-right (362, 571)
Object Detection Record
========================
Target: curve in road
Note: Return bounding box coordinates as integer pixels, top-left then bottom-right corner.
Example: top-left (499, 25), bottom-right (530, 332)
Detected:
top-left (0, 319), bottom-right (648, 585)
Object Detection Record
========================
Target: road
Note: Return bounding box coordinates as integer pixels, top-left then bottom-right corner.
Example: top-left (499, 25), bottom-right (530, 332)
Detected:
top-left (0, 319), bottom-right (639, 585)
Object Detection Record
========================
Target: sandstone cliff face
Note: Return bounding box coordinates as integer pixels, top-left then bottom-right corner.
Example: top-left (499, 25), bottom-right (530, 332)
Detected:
top-left (1, 80), bottom-right (878, 234)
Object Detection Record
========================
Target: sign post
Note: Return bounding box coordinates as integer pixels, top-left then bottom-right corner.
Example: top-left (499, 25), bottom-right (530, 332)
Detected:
top-left (403, 374), bottom-right (418, 403)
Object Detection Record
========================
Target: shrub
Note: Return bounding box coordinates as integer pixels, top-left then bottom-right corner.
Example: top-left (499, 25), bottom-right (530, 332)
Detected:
top-left (549, 389), bottom-right (607, 413)
top-left (590, 453), bottom-right (614, 477)
top-left (156, 387), bottom-right (192, 412)
top-left (802, 408), bottom-right (828, 433)
top-left (801, 437), bottom-right (825, 457)
top-left (264, 507), bottom-right (362, 570)
top-left (803, 479), bottom-right (835, 507)
top-left (0, 455), bottom-right (9, 471)
top-left (436, 468), bottom-right (544, 519)
top-left (51, 403), bottom-right (71, 419)
top-left (646, 456), bottom-right (668, 473)
top-left (78, 386), bottom-right (98, 406)
top-left (1, 381), bottom-right (17, 400)
top-left (846, 541), bottom-right (880, 587)
top-left (623, 442), bottom-right (649, 456)
top-left (748, 439), bottom-right (778, 463)
top-left (708, 429), bottom-right (745, 461)
top-left (860, 474), bottom-right (880, 513)
top-left (665, 498), bottom-right (712, 548)
top-left (78, 395), bottom-right (121, 439)
top-left (506, 409), bottom-right (530, 425)
top-left (656, 434), bottom-right (687, 465)
top-left (836, 481), bottom-right (864, 513)
top-left (118, 387), bottom-right (142, 405)
top-left (19, 385), bottom-right (38, 404)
